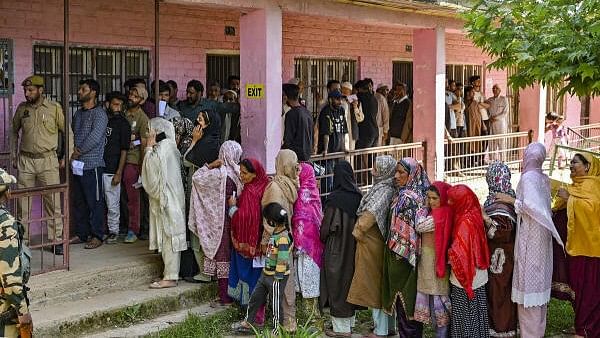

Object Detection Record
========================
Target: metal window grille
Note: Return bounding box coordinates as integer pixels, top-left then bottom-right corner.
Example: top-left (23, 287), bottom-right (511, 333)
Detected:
top-left (33, 45), bottom-right (149, 115)
top-left (392, 61), bottom-right (413, 96)
top-left (546, 83), bottom-right (566, 117)
top-left (206, 54), bottom-right (240, 89)
top-left (445, 64), bottom-right (482, 87)
top-left (580, 96), bottom-right (591, 126)
top-left (0, 39), bottom-right (14, 156)
top-left (294, 58), bottom-right (357, 116)
top-left (506, 67), bottom-right (520, 131)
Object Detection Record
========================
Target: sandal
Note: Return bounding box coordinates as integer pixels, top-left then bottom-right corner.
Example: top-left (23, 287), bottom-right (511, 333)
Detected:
top-left (149, 280), bottom-right (177, 289)
top-left (232, 321), bottom-right (255, 335)
top-left (325, 329), bottom-right (351, 337)
top-left (84, 238), bottom-right (102, 249)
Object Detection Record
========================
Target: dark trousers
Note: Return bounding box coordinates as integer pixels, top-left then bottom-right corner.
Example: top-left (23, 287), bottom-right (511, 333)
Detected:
top-left (246, 274), bottom-right (289, 328)
top-left (119, 183), bottom-right (129, 235)
top-left (140, 189), bottom-right (149, 237)
top-left (355, 134), bottom-right (378, 185)
top-left (396, 296), bottom-right (423, 338)
top-left (73, 167), bottom-right (105, 241)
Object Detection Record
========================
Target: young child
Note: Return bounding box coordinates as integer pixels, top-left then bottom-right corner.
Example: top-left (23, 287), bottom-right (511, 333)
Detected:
top-left (234, 202), bottom-right (293, 335)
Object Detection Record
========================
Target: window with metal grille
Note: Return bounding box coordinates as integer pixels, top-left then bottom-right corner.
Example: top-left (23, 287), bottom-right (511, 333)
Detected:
top-left (392, 61), bottom-right (413, 96)
top-left (33, 45), bottom-right (149, 115)
top-left (546, 83), bottom-right (566, 117)
top-left (206, 54), bottom-right (240, 89)
top-left (506, 67), bottom-right (520, 131)
top-left (580, 95), bottom-right (591, 126)
top-left (445, 64), bottom-right (483, 87)
top-left (294, 58), bottom-right (357, 116)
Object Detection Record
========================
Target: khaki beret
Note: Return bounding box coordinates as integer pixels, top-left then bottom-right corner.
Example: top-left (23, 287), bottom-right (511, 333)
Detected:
top-left (21, 75), bottom-right (44, 87)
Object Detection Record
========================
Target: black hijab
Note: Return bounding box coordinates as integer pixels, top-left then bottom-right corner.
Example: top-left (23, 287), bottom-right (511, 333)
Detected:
top-left (185, 109), bottom-right (222, 167)
top-left (325, 160), bottom-right (362, 217)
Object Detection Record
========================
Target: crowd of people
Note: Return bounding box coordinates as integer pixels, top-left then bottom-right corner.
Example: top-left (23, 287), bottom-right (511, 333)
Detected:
top-left (7, 73), bottom-right (599, 338)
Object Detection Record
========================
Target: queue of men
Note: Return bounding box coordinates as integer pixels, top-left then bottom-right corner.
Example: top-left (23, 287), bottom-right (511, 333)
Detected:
top-left (9, 74), bottom-right (242, 254)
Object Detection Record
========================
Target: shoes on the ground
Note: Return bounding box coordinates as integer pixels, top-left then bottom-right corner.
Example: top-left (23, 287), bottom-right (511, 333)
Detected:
top-left (106, 233), bottom-right (118, 244)
top-left (84, 237), bottom-right (103, 249)
top-left (70, 236), bottom-right (88, 244)
top-left (124, 231), bottom-right (137, 243)
top-left (138, 233), bottom-right (149, 240)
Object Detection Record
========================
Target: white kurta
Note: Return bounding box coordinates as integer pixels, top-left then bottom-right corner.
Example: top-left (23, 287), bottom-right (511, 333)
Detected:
top-left (142, 121), bottom-right (188, 254)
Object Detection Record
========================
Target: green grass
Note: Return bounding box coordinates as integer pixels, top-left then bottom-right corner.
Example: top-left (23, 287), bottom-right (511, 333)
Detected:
top-left (154, 298), bottom-right (574, 337)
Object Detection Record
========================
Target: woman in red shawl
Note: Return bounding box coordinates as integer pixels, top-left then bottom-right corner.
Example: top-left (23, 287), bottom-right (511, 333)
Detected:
top-left (447, 184), bottom-right (490, 337)
top-left (227, 158), bottom-right (269, 326)
top-left (413, 181), bottom-right (453, 337)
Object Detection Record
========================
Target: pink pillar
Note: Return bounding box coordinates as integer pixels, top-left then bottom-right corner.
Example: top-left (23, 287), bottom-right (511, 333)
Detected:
top-left (564, 94), bottom-right (581, 127)
top-left (518, 84), bottom-right (545, 143)
top-left (412, 27), bottom-right (445, 180)
top-left (239, 5), bottom-right (282, 173)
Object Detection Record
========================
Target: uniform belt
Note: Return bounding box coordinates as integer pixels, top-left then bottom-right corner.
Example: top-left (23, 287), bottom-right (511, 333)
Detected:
top-left (20, 151), bottom-right (55, 159)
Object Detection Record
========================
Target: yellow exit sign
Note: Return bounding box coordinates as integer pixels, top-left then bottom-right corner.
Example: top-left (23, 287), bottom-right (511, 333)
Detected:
top-left (245, 84), bottom-right (265, 99)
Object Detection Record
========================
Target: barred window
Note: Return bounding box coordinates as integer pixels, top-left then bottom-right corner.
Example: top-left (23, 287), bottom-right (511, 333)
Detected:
top-left (445, 64), bottom-right (483, 87)
top-left (206, 54), bottom-right (240, 89)
top-left (546, 83), bottom-right (566, 117)
top-left (392, 61), bottom-right (413, 96)
top-left (294, 58), bottom-right (357, 116)
top-left (33, 44), bottom-right (149, 115)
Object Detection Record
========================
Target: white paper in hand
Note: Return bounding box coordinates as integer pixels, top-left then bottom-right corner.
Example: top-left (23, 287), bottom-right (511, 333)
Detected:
top-left (133, 175), bottom-right (143, 189)
top-left (71, 160), bottom-right (84, 176)
top-left (159, 100), bottom-right (167, 117)
top-left (252, 256), bottom-right (266, 268)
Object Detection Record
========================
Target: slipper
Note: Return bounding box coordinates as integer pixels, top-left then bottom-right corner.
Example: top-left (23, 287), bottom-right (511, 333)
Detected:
top-left (149, 281), bottom-right (177, 289)
top-left (325, 329), bottom-right (351, 337)
top-left (84, 238), bottom-right (102, 249)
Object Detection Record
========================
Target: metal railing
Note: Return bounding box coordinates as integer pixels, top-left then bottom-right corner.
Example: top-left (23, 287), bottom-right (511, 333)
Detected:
top-left (443, 131), bottom-right (533, 184)
top-left (4, 183), bottom-right (69, 275)
top-left (310, 142), bottom-right (426, 197)
top-left (567, 123), bottom-right (600, 153)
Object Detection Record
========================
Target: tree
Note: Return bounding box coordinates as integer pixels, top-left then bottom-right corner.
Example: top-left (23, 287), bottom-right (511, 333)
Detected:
top-left (463, 0), bottom-right (600, 97)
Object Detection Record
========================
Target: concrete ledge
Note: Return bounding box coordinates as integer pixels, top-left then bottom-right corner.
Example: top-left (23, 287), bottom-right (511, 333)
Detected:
top-left (32, 282), bottom-right (216, 337)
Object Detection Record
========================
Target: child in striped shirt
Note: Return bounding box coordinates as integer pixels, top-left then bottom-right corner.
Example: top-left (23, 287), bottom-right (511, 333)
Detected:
top-left (234, 202), bottom-right (292, 334)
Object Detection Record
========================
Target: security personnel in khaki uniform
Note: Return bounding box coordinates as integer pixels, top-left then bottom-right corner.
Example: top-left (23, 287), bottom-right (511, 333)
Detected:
top-left (10, 75), bottom-right (65, 255)
top-left (0, 169), bottom-right (33, 338)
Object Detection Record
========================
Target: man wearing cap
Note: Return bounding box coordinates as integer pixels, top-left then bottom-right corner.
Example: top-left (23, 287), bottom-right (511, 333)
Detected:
top-left (122, 86), bottom-right (150, 244)
top-left (340, 82), bottom-right (362, 151)
top-left (0, 168), bottom-right (33, 338)
top-left (11, 75), bottom-right (65, 254)
top-left (318, 90), bottom-right (347, 155)
top-left (375, 84), bottom-right (390, 146)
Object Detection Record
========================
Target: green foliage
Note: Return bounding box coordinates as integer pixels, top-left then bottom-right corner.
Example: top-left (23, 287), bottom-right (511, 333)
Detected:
top-left (463, 0), bottom-right (600, 97)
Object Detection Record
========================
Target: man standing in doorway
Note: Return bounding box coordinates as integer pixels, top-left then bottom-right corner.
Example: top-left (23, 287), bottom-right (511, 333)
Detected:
top-left (487, 84), bottom-right (510, 161)
top-left (388, 82), bottom-right (413, 145)
top-left (282, 83), bottom-right (313, 162)
top-left (355, 80), bottom-right (378, 149)
top-left (375, 84), bottom-right (390, 146)
top-left (123, 86), bottom-right (150, 244)
top-left (71, 79), bottom-right (108, 250)
top-left (11, 75), bottom-right (66, 254)
top-left (103, 92), bottom-right (131, 244)
top-left (228, 75), bottom-right (241, 97)
top-left (340, 82), bottom-right (362, 151)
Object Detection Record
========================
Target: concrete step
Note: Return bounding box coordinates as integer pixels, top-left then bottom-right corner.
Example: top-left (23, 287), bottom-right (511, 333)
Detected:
top-left (29, 241), bottom-right (162, 307)
top-left (32, 282), bottom-right (216, 337)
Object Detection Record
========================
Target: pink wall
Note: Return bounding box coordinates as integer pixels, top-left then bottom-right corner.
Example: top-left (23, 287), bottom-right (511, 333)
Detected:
top-left (590, 97), bottom-right (600, 124)
top-left (281, 13), bottom-right (500, 88)
top-left (0, 0), bottom-right (241, 105)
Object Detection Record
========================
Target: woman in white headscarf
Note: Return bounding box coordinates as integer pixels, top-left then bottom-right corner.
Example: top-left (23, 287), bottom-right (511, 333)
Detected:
top-left (142, 118), bottom-right (188, 289)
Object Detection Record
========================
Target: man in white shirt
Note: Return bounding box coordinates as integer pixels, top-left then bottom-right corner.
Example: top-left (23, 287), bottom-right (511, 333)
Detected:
top-left (486, 84), bottom-right (510, 161)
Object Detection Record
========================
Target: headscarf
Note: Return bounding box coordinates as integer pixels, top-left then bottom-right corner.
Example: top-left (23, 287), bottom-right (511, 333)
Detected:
top-left (447, 184), bottom-right (490, 299)
top-left (429, 181), bottom-right (454, 278)
top-left (188, 141), bottom-right (242, 260)
top-left (388, 157), bottom-right (431, 266)
top-left (231, 158), bottom-right (270, 258)
top-left (292, 163), bottom-right (324, 267)
top-left (185, 109), bottom-right (222, 167)
top-left (149, 117), bottom-right (176, 143)
top-left (484, 161), bottom-right (516, 208)
top-left (356, 155), bottom-right (397, 236)
top-left (273, 149), bottom-right (300, 204)
top-left (484, 161), bottom-right (517, 229)
top-left (325, 160), bottom-right (362, 217)
top-left (516, 142), bottom-right (563, 249)
top-left (565, 152), bottom-right (600, 257)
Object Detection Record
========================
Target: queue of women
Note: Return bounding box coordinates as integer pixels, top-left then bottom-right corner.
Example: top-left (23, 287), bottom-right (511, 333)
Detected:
top-left (145, 110), bottom-right (599, 338)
